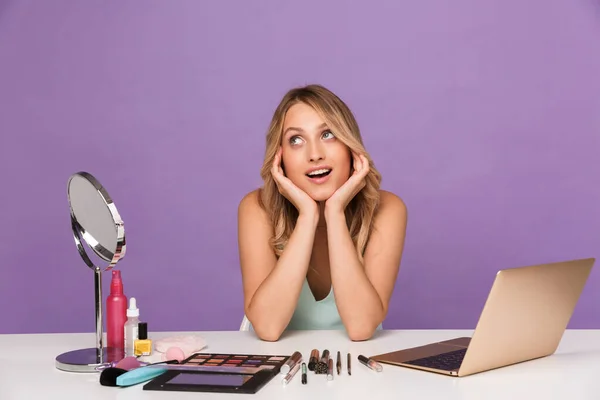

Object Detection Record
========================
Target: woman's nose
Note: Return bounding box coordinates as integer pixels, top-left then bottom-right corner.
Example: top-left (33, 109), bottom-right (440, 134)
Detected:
top-left (308, 142), bottom-right (325, 162)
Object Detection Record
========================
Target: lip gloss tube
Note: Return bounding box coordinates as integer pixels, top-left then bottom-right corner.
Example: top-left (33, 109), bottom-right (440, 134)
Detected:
top-left (280, 351), bottom-right (302, 374)
top-left (282, 362), bottom-right (300, 385)
top-left (327, 358), bottom-right (334, 381)
top-left (320, 349), bottom-right (330, 364)
top-left (358, 355), bottom-right (383, 372)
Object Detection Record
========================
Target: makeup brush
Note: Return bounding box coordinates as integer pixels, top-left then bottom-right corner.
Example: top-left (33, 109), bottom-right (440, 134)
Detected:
top-left (100, 367), bottom-right (129, 387)
top-left (115, 365), bottom-right (170, 387)
top-left (99, 359), bottom-right (179, 387)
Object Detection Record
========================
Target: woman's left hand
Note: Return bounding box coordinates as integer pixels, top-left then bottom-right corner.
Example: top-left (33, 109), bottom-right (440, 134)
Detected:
top-left (325, 152), bottom-right (370, 215)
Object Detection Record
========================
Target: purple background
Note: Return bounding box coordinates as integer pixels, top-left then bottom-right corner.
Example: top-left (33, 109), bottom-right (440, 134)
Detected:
top-left (0, 1), bottom-right (598, 334)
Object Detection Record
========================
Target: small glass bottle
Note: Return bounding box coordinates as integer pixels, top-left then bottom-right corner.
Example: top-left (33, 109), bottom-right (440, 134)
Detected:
top-left (123, 297), bottom-right (139, 357)
top-left (134, 322), bottom-right (152, 356)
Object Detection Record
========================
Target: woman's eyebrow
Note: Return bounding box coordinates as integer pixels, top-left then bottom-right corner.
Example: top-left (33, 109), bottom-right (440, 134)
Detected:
top-left (283, 123), bottom-right (328, 136)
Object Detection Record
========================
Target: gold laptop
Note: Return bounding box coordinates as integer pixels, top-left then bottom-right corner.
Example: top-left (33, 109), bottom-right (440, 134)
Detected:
top-left (371, 257), bottom-right (595, 377)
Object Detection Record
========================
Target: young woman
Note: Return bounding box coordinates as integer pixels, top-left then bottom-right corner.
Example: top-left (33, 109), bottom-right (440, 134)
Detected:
top-left (237, 84), bottom-right (408, 341)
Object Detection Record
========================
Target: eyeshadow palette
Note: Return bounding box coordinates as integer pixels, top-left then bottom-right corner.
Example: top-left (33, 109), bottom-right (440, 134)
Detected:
top-left (147, 353), bottom-right (291, 374)
top-left (143, 353), bottom-right (292, 394)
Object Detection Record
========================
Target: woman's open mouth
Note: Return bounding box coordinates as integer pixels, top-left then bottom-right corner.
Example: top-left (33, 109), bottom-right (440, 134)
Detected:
top-left (306, 168), bottom-right (332, 184)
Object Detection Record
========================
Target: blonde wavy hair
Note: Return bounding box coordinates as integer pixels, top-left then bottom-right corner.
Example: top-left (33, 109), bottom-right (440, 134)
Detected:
top-left (259, 84), bottom-right (382, 263)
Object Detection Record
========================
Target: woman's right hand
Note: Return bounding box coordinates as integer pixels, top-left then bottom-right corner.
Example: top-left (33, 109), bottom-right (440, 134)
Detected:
top-left (271, 147), bottom-right (318, 218)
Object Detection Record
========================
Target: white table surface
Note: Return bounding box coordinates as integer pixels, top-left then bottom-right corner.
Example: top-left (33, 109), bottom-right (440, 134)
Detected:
top-left (1, 329), bottom-right (599, 399)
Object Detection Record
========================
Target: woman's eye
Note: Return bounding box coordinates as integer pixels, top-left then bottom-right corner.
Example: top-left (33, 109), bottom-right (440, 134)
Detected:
top-left (289, 136), bottom-right (302, 145)
top-left (322, 130), bottom-right (335, 139)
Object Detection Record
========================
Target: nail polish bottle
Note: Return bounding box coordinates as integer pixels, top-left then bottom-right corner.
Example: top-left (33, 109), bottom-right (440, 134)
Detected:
top-left (134, 322), bottom-right (152, 356)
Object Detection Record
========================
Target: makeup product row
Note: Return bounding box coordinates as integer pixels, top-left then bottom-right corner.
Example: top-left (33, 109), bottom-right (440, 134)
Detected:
top-left (143, 349), bottom-right (381, 386)
top-left (298, 349), bottom-right (383, 383)
top-left (119, 349), bottom-right (380, 390)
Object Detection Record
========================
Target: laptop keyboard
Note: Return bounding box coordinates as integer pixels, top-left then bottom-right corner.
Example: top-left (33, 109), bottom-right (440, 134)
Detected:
top-left (404, 348), bottom-right (467, 371)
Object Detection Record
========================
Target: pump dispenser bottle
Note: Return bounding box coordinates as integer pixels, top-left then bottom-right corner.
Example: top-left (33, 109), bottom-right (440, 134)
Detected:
top-left (106, 270), bottom-right (127, 350)
top-left (124, 297), bottom-right (140, 357)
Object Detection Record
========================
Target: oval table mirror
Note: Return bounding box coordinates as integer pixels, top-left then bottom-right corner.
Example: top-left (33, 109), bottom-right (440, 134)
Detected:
top-left (55, 171), bottom-right (127, 372)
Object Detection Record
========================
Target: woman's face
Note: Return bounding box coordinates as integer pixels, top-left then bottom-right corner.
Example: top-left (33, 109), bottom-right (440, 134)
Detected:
top-left (280, 102), bottom-right (352, 202)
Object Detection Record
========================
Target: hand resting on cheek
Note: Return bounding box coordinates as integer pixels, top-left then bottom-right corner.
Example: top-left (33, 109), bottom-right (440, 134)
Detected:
top-left (271, 146), bottom-right (318, 217)
top-left (325, 152), bottom-right (370, 215)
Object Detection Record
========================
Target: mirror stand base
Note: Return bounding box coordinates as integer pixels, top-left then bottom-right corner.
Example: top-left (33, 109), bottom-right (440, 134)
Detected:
top-left (55, 347), bottom-right (125, 373)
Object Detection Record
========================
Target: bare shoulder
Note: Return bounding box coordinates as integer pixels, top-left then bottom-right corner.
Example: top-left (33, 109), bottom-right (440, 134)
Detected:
top-left (376, 190), bottom-right (407, 220)
top-left (238, 188), bottom-right (261, 212)
top-left (238, 189), bottom-right (269, 221)
top-left (237, 188), bottom-right (273, 254)
top-left (366, 189), bottom-right (407, 248)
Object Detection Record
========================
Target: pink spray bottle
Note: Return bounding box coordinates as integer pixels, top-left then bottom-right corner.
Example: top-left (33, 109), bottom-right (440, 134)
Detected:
top-left (106, 270), bottom-right (128, 350)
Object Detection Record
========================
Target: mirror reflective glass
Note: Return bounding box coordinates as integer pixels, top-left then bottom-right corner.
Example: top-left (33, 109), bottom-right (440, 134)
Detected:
top-left (68, 172), bottom-right (126, 270)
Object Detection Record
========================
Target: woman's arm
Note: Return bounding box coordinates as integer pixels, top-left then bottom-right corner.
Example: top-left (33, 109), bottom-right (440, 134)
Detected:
top-left (325, 190), bottom-right (408, 341)
top-left (238, 190), bottom-right (319, 341)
